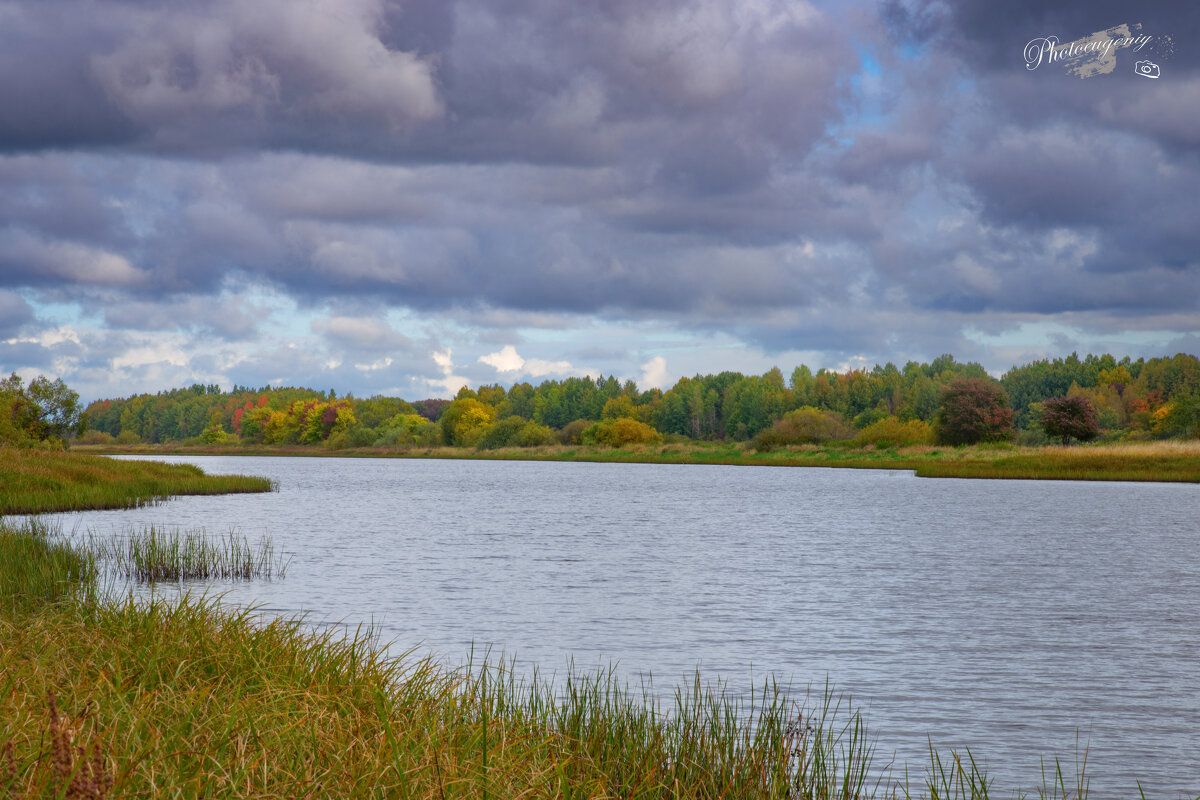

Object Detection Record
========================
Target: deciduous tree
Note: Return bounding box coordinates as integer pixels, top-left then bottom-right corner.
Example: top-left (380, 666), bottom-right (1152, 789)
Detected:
top-left (935, 378), bottom-right (1015, 445)
top-left (1039, 395), bottom-right (1099, 445)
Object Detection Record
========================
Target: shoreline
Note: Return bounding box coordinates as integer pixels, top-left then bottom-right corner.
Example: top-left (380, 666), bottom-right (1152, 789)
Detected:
top-left (74, 439), bottom-right (1200, 483)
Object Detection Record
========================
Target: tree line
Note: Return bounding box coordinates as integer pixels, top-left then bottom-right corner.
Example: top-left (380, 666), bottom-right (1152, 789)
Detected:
top-left (60, 351), bottom-right (1200, 450)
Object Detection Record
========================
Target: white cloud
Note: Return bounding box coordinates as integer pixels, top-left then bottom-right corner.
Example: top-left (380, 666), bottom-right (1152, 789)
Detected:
top-left (524, 358), bottom-right (575, 377)
top-left (430, 348), bottom-right (468, 397)
top-left (480, 345), bottom-right (574, 377)
top-left (640, 355), bottom-right (670, 390)
top-left (479, 344), bottom-right (525, 372)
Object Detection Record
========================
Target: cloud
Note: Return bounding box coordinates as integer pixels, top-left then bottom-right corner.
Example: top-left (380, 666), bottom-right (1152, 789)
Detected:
top-left (312, 316), bottom-right (412, 353)
top-left (640, 356), bottom-right (670, 390)
top-left (0, 291), bottom-right (34, 338)
top-left (0, 0), bottom-right (1197, 403)
top-left (479, 345), bottom-right (576, 378)
top-left (430, 348), bottom-right (468, 398)
top-left (480, 345), bottom-right (525, 373)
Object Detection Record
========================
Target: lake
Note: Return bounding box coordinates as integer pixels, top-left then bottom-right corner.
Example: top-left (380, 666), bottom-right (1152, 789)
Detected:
top-left (39, 455), bottom-right (1200, 797)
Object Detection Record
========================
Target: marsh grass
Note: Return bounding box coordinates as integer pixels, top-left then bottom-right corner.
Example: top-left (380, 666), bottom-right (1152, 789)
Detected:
top-left (0, 446), bottom-right (274, 514)
top-left (94, 525), bottom-right (290, 582)
top-left (0, 518), bottom-right (96, 613)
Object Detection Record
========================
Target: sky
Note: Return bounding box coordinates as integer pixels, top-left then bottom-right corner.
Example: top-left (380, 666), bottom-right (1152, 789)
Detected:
top-left (0, 0), bottom-right (1197, 403)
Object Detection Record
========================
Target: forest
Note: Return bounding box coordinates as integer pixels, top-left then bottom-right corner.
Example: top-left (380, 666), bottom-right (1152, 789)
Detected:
top-left (72, 352), bottom-right (1200, 451)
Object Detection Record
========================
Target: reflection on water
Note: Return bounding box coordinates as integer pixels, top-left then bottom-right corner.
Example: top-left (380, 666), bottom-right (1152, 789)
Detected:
top-left (39, 455), bottom-right (1200, 797)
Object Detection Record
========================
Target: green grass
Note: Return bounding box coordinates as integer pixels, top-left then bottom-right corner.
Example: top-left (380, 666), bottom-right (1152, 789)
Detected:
top-left (0, 518), bottom-right (96, 614)
top-left (93, 525), bottom-right (289, 582)
top-left (0, 446), bottom-right (274, 514)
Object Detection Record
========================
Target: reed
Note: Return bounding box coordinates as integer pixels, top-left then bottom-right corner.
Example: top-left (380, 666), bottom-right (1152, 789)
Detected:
top-left (0, 518), bottom-right (96, 613)
top-left (94, 525), bottom-right (290, 582)
top-left (0, 446), bottom-right (274, 514)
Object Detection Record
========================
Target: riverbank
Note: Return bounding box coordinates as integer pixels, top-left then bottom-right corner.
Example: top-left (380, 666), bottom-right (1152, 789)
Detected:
top-left (73, 439), bottom-right (1200, 483)
top-left (0, 447), bottom-right (274, 515)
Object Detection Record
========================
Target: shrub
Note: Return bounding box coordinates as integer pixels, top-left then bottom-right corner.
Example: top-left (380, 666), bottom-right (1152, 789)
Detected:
top-left (515, 420), bottom-right (555, 447)
top-left (752, 407), bottom-right (851, 451)
top-left (476, 416), bottom-right (528, 450)
top-left (935, 378), bottom-right (1015, 445)
top-left (853, 417), bottom-right (933, 447)
top-left (115, 430), bottom-right (142, 445)
top-left (78, 430), bottom-right (115, 445)
top-left (558, 419), bottom-right (592, 445)
top-left (581, 417), bottom-right (661, 447)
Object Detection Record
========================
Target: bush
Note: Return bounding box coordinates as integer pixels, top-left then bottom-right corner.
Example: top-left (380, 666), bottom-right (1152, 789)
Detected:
top-left (558, 419), bottom-right (592, 445)
top-left (78, 430), bottom-right (115, 445)
top-left (326, 427), bottom-right (376, 450)
top-left (515, 421), bottom-right (555, 447)
top-left (115, 430), bottom-right (142, 445)
top-left (581, 417), bottom-right (661, 447)
top-left (935, 378), bottom-right (1015, 445)
top-left (853, 417), bottom-right (933, 447)
top-left (752, 407), bottom-right (851, 451)
top-left (476, 416), bottom-right (528, 450)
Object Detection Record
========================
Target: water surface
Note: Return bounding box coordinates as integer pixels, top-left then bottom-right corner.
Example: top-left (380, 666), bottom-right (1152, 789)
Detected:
top-left (42, 456), bottom-right (1200, 797)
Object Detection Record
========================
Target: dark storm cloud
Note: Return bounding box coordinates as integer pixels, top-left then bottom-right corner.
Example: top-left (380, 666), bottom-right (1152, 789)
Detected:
top-left (882, 0), bottom-right (1197, 69)
top-left (0, 0), bottom-right (443, 155)
top-left (0, 0), bottom-right (1197, 397)
top-left (0, 290), bottom-right (34, 338)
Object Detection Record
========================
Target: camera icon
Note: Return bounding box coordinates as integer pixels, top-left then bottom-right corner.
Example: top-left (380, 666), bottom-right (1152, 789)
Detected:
top-left (1135, 60), bottom-right (1160, 79)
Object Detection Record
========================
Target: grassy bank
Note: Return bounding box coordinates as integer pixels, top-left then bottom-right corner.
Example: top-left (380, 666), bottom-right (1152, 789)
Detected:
top-left (0, 518), bottom-right (1123, 799)
top-left (0, 447), bottom-right (274, 515)
top-left (75, 439), bottom-right (1200, 483)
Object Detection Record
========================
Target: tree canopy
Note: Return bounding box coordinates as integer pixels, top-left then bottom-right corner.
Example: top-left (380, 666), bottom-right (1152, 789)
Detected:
top-left (1, 373), bottom-right (85, 447)
top-left (1039, 396), bottom-right (1100, 445)
top-left (74, 352), bottom-right (1200, 449)
top-left (935, 378), bottom-right (1015, 445)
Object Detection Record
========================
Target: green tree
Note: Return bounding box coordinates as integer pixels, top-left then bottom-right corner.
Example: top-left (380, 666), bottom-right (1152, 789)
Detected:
top-left (0, 373), bottom-right (85, 445)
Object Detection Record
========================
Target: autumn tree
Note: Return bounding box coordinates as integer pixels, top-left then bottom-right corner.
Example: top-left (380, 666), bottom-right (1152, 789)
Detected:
top-left (1, 373), bottom-right (85, 446)
top-left (1039, 395), bottom-right (1100, 444)
top-left (935, 378), bottom-right (1015, 445)
top-left (440, 398), bottom-right (497, 446)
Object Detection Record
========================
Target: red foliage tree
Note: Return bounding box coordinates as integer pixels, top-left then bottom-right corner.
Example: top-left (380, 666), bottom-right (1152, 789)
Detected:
top-left (1040, 395), bottom-right (1099, 444)
top-left (935, 378), bottom-right (1015, 445)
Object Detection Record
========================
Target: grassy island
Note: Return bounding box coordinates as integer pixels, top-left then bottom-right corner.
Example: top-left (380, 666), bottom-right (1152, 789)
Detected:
top-left (0, 447), bottom-right (274, 515)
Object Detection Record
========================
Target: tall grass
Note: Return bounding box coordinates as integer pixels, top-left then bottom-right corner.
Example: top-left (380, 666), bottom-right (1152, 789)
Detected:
top-left (0, 446), bottom-right (274, 514)
top-left (0, 518), bottom-right (96, 613)
top-left (94, 525), bottom-right (289, 582)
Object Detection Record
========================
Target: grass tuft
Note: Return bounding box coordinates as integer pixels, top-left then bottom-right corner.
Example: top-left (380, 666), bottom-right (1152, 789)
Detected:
top-left (94, 525), bottom-right (289, 582)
